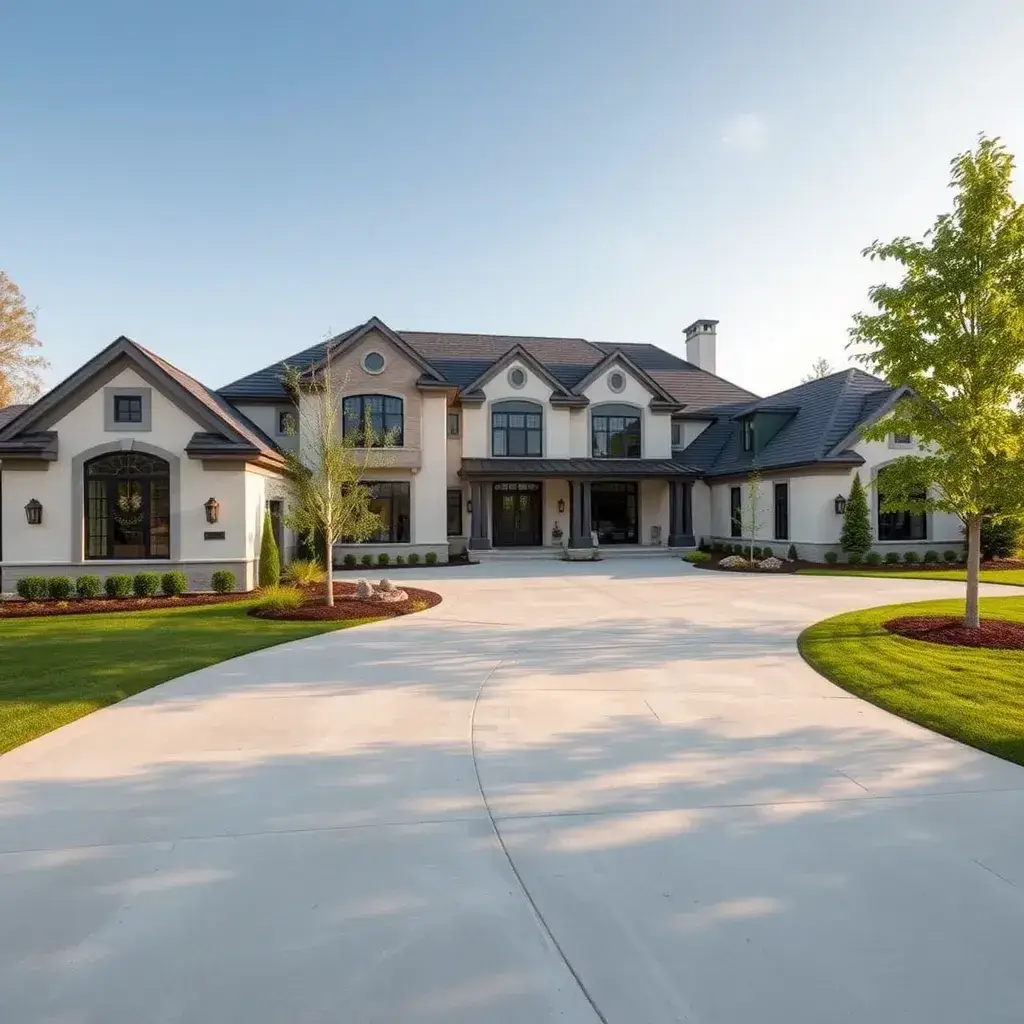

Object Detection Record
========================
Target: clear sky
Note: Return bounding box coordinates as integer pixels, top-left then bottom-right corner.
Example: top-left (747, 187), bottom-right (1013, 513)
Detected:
top-left (4, 1), bottom-right (1024, 397)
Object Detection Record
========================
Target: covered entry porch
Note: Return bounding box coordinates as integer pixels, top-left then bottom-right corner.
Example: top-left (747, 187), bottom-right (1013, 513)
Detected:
top-left (459, 458), bottom-right (697, 551)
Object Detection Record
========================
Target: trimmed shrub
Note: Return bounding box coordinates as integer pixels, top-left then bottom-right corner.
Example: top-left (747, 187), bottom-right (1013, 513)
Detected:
top-left (787, 544), bottom-right (798, 561)
top-left (283, 559), bottom-right (327, 586)
top-left (698, 541), bottom-right (711, 553)
top-left (847, 552), bottom-right (863, 565)
top-left (840, 473), bottom-right (872, 556)
top-left (133, 572), bottom-right (161, 597)
top-left (258, 511), bottom-right (281, 588)
top-left (395, 554), bottom-right (406, 565)
top-left (683, 550), bottom-right (711, 564)
top-left (762, 546), bottom-right (773, 558)
top-left (161, 571), bottom-right (188, 596)
top-left (923, 550), bottom-right (940, 564)
top-left (76, 574), bottom-right (102, 599)
top-left (425, 551), bottom-right (438, 565)
top-left (253, 585), bottom-right (303, 614)
top-left (752, 546), bottom-right (763, 559)
top-left (824, 551), bottom-right (839, 564)
top-left (47, 576), bottom-right (75, 600)
top-left (360, 553), bottom-right (373, 567)
top-left (980, 516), bottom-right (1022, 561)
top-left (343, 553), bottom-right (357, 568)
top-left (211, 569), bottom-right (236, 593)
top-left (865, 552), bottom-right (883, 566)
top-left (943, 550), bottom-right (960, 563)
top-left (903, 551), bottom-right (921, 564)
top-left (885, 551), bottom-right (901, 564)
top-left (407, 552), bottom-right (421, 565)
top-left (712, 542), bottom-right (724, 554)
top-left (718, 555), bottom-right (750, 569)
top-left (16, 576), bottom-right (48, 601)
top-left (377, 552), bottom-right (391, 566)
top-left (105, 574), bottom-right (133, 598)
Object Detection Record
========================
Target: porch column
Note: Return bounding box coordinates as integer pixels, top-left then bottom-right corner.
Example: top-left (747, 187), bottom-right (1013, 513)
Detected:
top-left (669, 480), bottom-right (694, 547)
top-left (469, 482), bottom-right (492, 549)
top-left (568, 479), bottom-right (592, 548)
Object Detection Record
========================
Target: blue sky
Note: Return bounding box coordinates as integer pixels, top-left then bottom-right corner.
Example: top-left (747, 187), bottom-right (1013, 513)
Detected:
top-left (4, 1), bottom-right (1024, 396)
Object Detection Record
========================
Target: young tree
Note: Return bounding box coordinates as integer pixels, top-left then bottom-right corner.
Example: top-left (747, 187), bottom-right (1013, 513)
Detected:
top-left (743, 468), bottom-right (765, 561)
top-left (258, 509), bottom-right (281, 587)
top-left (849, 136), bottom-right (1024, 627)
top-left (802, 357), bottom-right (835, 382)
top-left (840, 473), bottom-right (872, 557)
top-left (0, 271), bottom-right (49, 405)
top-left (280, 354), bottom-right (395, 606)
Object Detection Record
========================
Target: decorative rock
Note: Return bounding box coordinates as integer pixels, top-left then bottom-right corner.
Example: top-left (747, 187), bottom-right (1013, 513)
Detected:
top-left (758, 556), bottom-right (784, 571)
top-left (355, 579), bottom-right (375, 601)
top-left (718, 555), bottom-right (750, 569)
top-left (374, 588), bottom-right (409, 603)
top-left (377, 579), bottom-right (397, 593)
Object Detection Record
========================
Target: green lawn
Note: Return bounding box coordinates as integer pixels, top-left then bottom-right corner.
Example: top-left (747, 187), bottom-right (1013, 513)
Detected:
top-left (799, 595), bottom-right (1024, 766)
top-left (0, 600), bottom-right (368, 755)
top-left (798, 567), bottom-right (1024, 587)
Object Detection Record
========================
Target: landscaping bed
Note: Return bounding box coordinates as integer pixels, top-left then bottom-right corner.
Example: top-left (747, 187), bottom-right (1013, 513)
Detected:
top-left (0, 591), bottom-right (247, 618)
top-left (250, 580), bottom-right (442, 621)
top-left (884, 615), bottom-right (1024, 650)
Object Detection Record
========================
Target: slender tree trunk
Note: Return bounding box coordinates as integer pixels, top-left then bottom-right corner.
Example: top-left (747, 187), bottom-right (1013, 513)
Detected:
top-left (964, 516), bottom-right (982, 629)
top-left (324, 534), bottom-right (334, 607)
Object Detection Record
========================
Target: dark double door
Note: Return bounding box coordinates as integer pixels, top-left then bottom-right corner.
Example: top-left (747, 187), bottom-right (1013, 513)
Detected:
top-left (591, 481), bottom-right (638, 544)
top-left (492, 482), bottom-right (542, 547)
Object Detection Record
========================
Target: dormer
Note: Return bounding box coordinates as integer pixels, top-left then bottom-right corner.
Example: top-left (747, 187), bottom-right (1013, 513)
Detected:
top-left (735, 407), bottom-right (798, 456)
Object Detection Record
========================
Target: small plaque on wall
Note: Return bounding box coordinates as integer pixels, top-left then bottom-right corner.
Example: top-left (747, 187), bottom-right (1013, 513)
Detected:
top-left (204, 530), bottom-right (226, 541)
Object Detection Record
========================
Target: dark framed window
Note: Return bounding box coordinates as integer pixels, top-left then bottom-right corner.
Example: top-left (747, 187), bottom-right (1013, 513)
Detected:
top-left (342, 395), bottom-right (403, 446)
top-left (277, 409), bottom-right (295, 435)
top-left (360, 481), bottom-right (411, 542)
top-left (891, 432), bottom-right (913, 445)
top-left (671, 421), bottom-right (684, 448)
top-left (742, 419), bottom-right (754, 452)
top-left (878, 476), bottom-right (927, 541)
top-left (774, 482), bottom-right (789, 541)
top-left (592, 411), bottom-right (642, 458)
top-left (113, 395), bottom-right (143, 423)
top-left (85, 452), bottom-right (170, 559)
top-left (730, 486), bottom-right (742, 538)
top-left (447, 489), bottom-right (463, 536)
top-left (447, 411), bottom-right (461, 438)
top-left (492, 402), bottom-right (542, 456)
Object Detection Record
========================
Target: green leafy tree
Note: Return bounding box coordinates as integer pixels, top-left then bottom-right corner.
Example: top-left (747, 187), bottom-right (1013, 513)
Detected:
top-left (258, 509), bottom-right (281, 587)
top-left (849, 136), bottom-right (1024, 627)
top-left (840, 473), bottom-right (872, 556)
top-left (280, 352), bottom-right (394, 607)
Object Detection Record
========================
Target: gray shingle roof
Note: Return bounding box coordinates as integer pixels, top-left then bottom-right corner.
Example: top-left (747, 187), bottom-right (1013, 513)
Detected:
top-left (683, 369), bottom-right (896, 477)
top-left (0, 404), bottom-right (28, 430)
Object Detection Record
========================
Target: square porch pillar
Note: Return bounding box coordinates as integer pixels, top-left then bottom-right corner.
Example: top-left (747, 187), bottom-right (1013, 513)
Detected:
top-left (568, 479), bottom-right (593, 548)
top-left (468, 482), bottom-right (492, 549)
top-left (669, 480), bottom-right (695, 547)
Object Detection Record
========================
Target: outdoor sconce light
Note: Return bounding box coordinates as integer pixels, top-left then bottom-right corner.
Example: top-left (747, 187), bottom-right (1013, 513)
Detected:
top-left (204, 497), bottom-right (220, 524)
top-left (466, 498), bottom-right (473, 513)
top-left (24, 498), bottom-right (42, 525)
top-left (557, 498), bottom-right (566, 514)
top-left (834, 494), bottom-right (848, 515)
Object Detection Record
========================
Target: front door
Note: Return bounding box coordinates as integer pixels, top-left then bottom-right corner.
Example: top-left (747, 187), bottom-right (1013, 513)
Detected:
top-left (492, 482), bottom-right (542, 547)
top-left (591, 481), bottom-right (639, 544)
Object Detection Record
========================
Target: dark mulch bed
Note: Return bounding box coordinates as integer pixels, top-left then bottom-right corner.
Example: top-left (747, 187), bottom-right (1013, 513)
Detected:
top-left (250, 581), bottom-right (442, 621)
top-left (0, 591), bottom-right (248, 619)
top-left (884, 615), bottom-right (1024, 650)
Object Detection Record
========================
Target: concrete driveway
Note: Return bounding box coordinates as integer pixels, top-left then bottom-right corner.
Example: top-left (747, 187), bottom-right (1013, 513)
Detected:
top-left (2, 560), bottom-right (1024, 1022)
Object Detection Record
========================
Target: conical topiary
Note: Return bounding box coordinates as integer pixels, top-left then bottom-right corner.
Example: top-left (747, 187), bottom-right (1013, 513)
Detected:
top-left (258, 509), bottom-right (281, 587)
top-left (840, 472), bottom-right (872, 556)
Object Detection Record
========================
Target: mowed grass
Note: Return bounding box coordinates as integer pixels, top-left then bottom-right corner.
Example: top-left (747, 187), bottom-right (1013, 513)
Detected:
top-left (798, 567), bottom-right (1024, 587)
top-left (799, 596), bottom-right (1024, 766)
top-left (0, 600), bottom-right (368, 755)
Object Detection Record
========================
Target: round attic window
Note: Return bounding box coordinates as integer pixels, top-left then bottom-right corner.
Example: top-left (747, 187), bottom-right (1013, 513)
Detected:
top-left (608, 370), bottom-right (626, 393)
top-left (362, 351), bottom-right (385, 374)
top-left (508, 367), bottom-right (527, 389)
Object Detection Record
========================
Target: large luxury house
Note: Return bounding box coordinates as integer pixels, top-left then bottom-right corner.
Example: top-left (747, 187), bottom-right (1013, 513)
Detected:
top-left (0, 315), bottom-right (961, 591)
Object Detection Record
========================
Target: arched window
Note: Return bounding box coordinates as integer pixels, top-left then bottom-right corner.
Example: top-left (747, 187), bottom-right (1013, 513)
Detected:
top-left (877, 466), bottom-right (927, 541)
top-left (342, 395), bottom-right (403, 446)
top-left (591, 403), bottom-right (642, 458)
top-left (85, 452), bottom-right (171, 559)
top-left (491, 400), bottom-right (542, 456)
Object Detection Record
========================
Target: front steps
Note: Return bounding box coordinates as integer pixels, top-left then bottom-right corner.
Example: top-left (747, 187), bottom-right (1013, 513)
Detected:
top-left (471, 546), bottom-right (692, 562)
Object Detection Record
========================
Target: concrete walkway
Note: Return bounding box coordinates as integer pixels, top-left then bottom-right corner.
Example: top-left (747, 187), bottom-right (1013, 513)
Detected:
top-left (2, 560), bottom-right (1023, 1022)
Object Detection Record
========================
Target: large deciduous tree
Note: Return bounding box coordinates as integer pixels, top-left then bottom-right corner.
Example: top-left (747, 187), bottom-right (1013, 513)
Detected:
top-left (849, 136), bottom-right (1024, 627)
top-left (0, 272), bottom-right (49, 406)
top-left (280, 353), bottom-right (394, 606)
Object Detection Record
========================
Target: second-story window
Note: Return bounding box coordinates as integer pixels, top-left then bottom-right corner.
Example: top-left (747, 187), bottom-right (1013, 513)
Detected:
top-left (591, 405), bottom-right (641, 458)
top-left (447, 411), bottom-right (461, 437)
top-left (342, 395), bottom-right (404, 447)
top-left (742, 419), bottom-right (754, 452)
top-left (492, 401), bottom-right (542, 456)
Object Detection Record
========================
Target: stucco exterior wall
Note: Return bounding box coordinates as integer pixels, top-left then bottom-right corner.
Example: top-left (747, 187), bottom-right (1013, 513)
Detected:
top-left (233, 402), bottom-right (298, 453)
top-left (579, 366), bottom-right (672, 458)
top-left (640, 479), bottom-right (670, 546)
top-left (413, 393), bottom-right (449, 546)
top-left (542, 479), bottom-right (571, 546)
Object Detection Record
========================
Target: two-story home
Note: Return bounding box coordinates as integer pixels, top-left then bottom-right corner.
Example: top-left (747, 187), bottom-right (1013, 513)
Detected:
top-left (0, 315), bottom-right (963, 591)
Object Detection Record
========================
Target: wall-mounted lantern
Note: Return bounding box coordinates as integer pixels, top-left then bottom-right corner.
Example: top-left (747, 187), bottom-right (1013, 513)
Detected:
top-left (834, 494), bottom-right (848, 515)
top-left (557, 498), bottom-right (566, 514)
top-left (466, 498), bottom-right (473, 513)
top-left (204, 496), bottom-right (220, 524)
top-left (24, 498), bottom-right (42, 525)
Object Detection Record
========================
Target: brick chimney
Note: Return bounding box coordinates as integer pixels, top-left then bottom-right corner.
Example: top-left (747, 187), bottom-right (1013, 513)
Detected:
top-left (684, 319), bottom-right (718, 375)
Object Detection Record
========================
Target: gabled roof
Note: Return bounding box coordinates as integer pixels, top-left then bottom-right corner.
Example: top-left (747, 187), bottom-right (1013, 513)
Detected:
top-left (681, 368), bottom-right (897, 477)
top-left (458, 343), bottom-right (582, 402)
top-left (571, 348), bottom-right (682, 408)
top-left (0, 336), bottom-right (284, 467)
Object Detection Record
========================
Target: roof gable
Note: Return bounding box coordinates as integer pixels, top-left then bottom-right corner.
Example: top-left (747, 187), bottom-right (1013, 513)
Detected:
top-left (572, 348), bottom-right (681, 407)
top-left (459, 344), bottom-right (580, 400)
